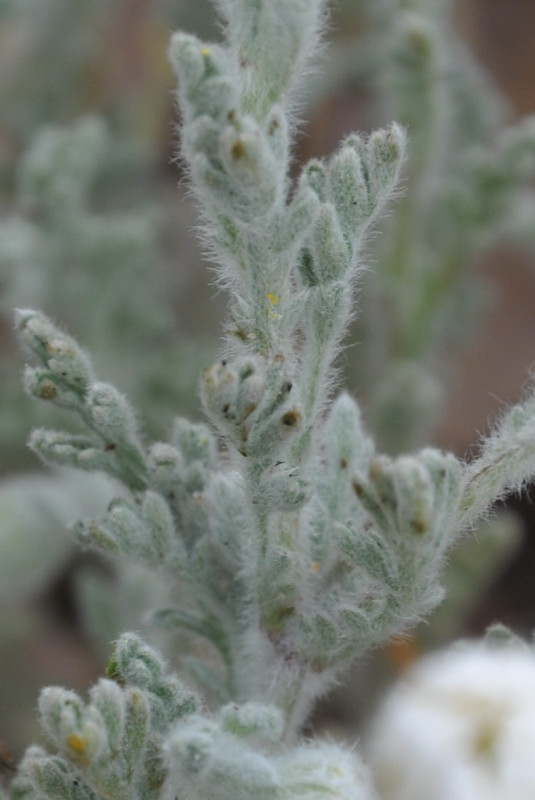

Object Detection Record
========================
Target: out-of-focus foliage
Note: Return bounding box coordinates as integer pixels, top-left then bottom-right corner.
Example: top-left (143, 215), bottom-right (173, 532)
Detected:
top-left (313, 1), bottom-right (535, 454)
top-left (0, 115), bottom-right (213, 464)
top-left (0, 0), bottom-right (218, 153)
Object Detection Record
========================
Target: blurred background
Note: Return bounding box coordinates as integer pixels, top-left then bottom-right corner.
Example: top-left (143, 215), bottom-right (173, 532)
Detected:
top-left (2, 0), bottom-right (535, 764)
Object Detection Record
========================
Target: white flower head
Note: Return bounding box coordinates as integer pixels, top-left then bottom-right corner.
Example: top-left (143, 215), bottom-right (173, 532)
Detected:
top-left (369, 638), bottom-right (535, 800)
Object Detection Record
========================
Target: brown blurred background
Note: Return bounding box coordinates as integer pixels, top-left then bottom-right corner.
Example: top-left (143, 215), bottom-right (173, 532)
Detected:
top-left (444, 0), bottom-right (535, 637)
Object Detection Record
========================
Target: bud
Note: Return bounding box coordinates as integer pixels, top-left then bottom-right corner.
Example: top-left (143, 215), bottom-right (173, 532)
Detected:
top-left (16, 308), bottom-right (93, 394)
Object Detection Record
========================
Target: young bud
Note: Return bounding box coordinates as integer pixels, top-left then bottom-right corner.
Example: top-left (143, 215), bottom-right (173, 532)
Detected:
top-left (172, 417), bottom-right (217, 469)
top-left (280, 742), bottom-right (375, 800)
top-left (165, 715), bottom-right (280, 800)
top-left (461, 384), bottom-right (535, 527)
top-left (146, 490), bottom-right (190, 570)
top-left (16, 308), bottom-right (93, 394)
top-left (39, 688), bottom-right (104, 768)
top-left (147, 442), bottom-right (184, 494)
top-left (309, 203), bottom-right (351, 283)
top-left (353, 448), bottom-right (462, 546)
top-left (77, 491), bottom-right (178, 566)
top-left (218, 118), bottom-right (281, 222)
top-left (18, 749), bottom-right (94, 800)
top-left (107, 633), bottom-right (198, 732)
top-left (301, 159), bottom-right (328, 202)
top-left (200, 357), bottom-right (266, 450)
top-left (276, 182), bottom-right (320, 253)
top-left (220, 702), bottom-right (284, 744)
top-left (23, 366), bottom-right (80, 411)
top-left (206, 472), bottom-right (249, 562)
top-left (29, 429), bottom-right (116, 474)
top-left (329, 144), bottom-right (368, 234)
top-left (169, 34), bottom-right (236, 122)
top-left (86, 382), bottom-right (141, 449)
top-left (258, 467), bottom-right (309, 511)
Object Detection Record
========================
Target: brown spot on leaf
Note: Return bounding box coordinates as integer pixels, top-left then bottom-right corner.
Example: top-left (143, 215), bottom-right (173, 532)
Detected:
top-left (231, 138), bottom-right (246, 160)
top-left (282, 409), bottom-right (301, 427)
top-left (39, 380), bottom-right (57, 399)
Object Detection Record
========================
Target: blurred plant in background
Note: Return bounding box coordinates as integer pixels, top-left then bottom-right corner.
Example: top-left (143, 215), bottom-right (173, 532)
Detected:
top-left (0, 115), bottom-right (209, 460)
top-left (306, 0), bottom-right (535, 455)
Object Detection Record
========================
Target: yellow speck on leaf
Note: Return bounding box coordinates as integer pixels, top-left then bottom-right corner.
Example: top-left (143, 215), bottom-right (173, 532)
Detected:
top-left (267, 293), bottom-right (280, 320)
top-left (201, 47), bottom-right (210, 56)
top-left (66, 733), bottom-right (86, 753)
top-left (66, 731), bottom-right (92, 767)
top-left (231, 138), bottom-right (246, 160)
top-left (45, 339), bottom-right (62, 354)
top-left (310, 561), bottom-right (320, 573)
top-left (39, 380), bottom-right (57, 400)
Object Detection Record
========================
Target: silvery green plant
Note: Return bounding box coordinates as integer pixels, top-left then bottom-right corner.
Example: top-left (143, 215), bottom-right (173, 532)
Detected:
top-left (6, 1), bottom-right (535, 798)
